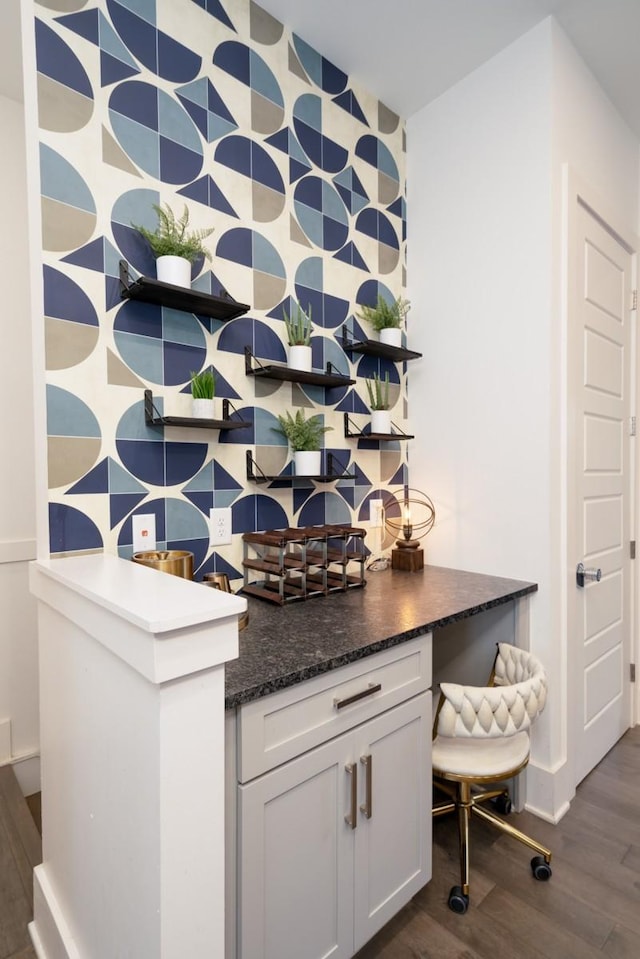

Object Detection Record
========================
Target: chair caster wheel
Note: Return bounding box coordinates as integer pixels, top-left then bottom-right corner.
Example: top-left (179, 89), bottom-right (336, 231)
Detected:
top-left (448, 885), bottom-right (469, 913)
top-left (531, 855), bottom-right (552, 881)
top-left (492, 793), bottom-right (512, 815)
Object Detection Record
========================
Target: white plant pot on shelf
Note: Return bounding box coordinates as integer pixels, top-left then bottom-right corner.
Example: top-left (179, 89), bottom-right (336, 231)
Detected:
top-left (379, 327), bottom-right (402, 348)
top-left (192, 398), bottom-right (215, 419)
top-left (156, 255), bottom-right (192, 288)
top-left (370, 409), bottom-right (392, 435)
top-left (294, 450), bottom-right (321, 476)
top-left (287, 344), bottom-right (312, 372)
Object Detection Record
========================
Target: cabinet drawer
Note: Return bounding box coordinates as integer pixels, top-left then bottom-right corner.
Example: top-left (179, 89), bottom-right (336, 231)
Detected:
top-left (237, 633), bottom-right (431, 782)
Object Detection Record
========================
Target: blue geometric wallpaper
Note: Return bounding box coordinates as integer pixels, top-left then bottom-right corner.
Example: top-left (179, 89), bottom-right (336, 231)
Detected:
top-left (36, 0), bottom-right (410, 582)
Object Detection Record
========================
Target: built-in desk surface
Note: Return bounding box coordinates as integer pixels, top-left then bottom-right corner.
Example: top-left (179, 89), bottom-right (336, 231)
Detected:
top-left (225, 565), bottom-right (537, 708)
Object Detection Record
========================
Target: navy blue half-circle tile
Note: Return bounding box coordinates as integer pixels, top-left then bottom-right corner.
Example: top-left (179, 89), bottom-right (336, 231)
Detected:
top-left (44, 266), bottom-right (99, 326)
top-left (49, 503), bottom-right (103, 554)
top-left (293, 120), bottom-right (321, 165)
top-left (117, 438), bottom-right (165, 485)
top-left (113, 222), bottom-right (158, 278)
top-left (356, 209), bottom-right (399, 249)
top-left (36, 19), bottom-right (93, 98)
top-left (114, 299), bottom-right (163, 338)
top-left (195, 0), bottom-right (235, 31)
top-left (218, 407), bottom-right (255, 444)
top-left (295, 175), bottom-right (323, 210)
top-left (215, 135), bottom-right (252, 176)
top-left (109, 78), bottom-right (158, 129)
top-left (321, 57), bottom-right (347, 95)
top-left (165, 442), bottom-right (208, 487)
top-left (251, 144), bottom-right (285, 192)
top-left (323, 217), bottom-right (348, 251)
top-left (163, 341), bottom-right (207, 387)
top-left (159, 137), bottom-right (203, 184)
top-left (110, 492), bottom-right (147, 528)
top-left (216, 228), bottom-right (253, 268)
top-left (66, 457), bottom-right (109, 494)
top-left (184, 491), bottom-right (213, 516)
top-left (213, 40), bottom-right (251, 85)
top-left (198, 552), bottom-right (243, 583)
top-left (322, 137), bottom-right (348, 173)
top-left (157, 31), bottom-right (202, 83)
top-left (167, 536), bottom-right (209, 571)
top-left (297, 494), bottom-right (327, 527)
top-left (119, 498), bottom-right (167, 546)
top-left (357, 279), bottom-right (395, 309)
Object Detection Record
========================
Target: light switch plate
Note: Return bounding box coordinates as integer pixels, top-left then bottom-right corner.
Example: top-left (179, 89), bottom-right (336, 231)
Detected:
top-left (370, 499), bottom-right (384, 528)
top-left (132, 514), bottom-right (156, 553)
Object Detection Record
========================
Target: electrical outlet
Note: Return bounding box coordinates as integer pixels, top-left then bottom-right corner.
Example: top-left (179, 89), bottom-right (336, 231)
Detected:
top-left (210, 507), bottom-right (232, 546)
top-left (132, 514), bottom-right (156, 552)
top-left (370, 499), bottom-right (384, 528)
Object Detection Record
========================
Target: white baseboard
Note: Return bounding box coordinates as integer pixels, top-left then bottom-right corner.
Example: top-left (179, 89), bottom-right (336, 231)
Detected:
top-left (31, 865), bottom-right (82, 959)
top-left (0, 718), bottom-right (10, 763)
top-left (525, 757), bottom-right (575, 823)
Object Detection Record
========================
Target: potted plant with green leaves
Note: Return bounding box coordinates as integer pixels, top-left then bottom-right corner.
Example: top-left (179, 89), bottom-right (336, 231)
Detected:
top-left (365, 371), bottom-right (392, 435)
top-left (273, 409), bottom-right (333, 476)
top-left (189, 366), bottom-right (216, 419)
top-left (284, 302), bottom-right (313, 372)
top-left (357, 294), bottom-right (410, 348)
top-left (132, 202), bottom-right (214, 289)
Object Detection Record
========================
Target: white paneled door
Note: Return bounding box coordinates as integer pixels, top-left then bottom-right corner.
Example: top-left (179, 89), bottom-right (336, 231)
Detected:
top-left (568, 195), bottom-right (634, 786)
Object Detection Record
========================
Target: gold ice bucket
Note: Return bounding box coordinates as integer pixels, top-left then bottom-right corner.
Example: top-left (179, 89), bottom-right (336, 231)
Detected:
top-left (132, 550), bottom-right (194, 580)
top-left (203, 572), bottom-right (249, 630)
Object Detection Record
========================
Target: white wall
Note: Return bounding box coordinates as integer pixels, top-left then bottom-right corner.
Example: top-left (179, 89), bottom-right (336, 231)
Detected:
top-left (0, 91), bottom-right (39, 793)
top-left (407, 16), bottom-right (639, 820)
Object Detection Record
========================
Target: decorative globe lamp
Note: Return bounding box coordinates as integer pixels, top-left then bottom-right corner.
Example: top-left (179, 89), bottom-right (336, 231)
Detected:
top-left (384, 487), bottom-right (435, 571)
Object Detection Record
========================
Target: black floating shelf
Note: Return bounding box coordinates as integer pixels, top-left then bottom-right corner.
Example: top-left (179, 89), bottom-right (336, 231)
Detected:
top-left (341, 332), bottom-right (422, 362)
top-left (120, 260), bottom-right (249, 321)
top-left (246, 450), bottom-right (356, 484)
top-left (244, 346), bottom-right (355, 387)
top-left (144, 391), bottom-right (251, 431)
top-left (343, 413), bottom-right (414, 442)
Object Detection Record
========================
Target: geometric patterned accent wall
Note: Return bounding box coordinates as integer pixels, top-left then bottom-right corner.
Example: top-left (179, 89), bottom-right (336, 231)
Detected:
top-left (36, 0), bottom-right (409, 583)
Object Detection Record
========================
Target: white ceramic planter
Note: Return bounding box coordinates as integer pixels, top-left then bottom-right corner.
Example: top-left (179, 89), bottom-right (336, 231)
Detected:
top-left (287, 344), bottom-right (312, 372)
top-left (157, 255), bottom-right (192, 288)
top-left (370, 409), bottom-right (392, 435)
top-left (294, 450), bottom-right (321, 476)
top-left (192, 398), bottom-right (215, 420)
top-left (379, 327), bottom-right (402, 348)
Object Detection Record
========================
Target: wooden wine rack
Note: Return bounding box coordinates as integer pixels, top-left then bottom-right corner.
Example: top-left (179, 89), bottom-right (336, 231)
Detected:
top-left (241, 524), bottom-right (366, 605)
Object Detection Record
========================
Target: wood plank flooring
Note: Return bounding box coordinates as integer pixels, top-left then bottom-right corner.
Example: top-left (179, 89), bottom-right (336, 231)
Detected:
top-left (355, 725), bottom-right (640, 959)
top-left (1, 728), bottom-right (637, 959)
top-left (0, 767), bottom-right (40, 959)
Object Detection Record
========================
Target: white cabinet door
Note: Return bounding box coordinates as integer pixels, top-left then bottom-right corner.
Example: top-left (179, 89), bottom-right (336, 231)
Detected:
top-left (238, 730), bottom-right (354, 959)
top-left (238, 692), bottom-right (431, 959)
top-left (353, 692), bottom-right (431, 951)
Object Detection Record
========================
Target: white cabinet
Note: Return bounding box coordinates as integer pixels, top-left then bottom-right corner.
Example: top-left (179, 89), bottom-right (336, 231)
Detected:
top-left (233, 635), bottom-right (432, 959)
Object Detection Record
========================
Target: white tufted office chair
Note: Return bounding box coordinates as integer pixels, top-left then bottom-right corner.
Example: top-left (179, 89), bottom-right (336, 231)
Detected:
top-left (432, 643), bottom-right (552, 913)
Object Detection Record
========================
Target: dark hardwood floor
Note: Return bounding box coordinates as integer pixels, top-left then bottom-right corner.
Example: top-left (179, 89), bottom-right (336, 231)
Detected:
top-left (0, 767), bottom-right (40, 959)
top-left (1, 728), bottom-right (638, 959)
top-left (355, 725), bottom-right (640, 959)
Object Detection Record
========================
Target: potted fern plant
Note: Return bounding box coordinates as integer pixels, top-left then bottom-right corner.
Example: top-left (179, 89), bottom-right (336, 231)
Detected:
top-left (132, 202), bottom-right (214, 289)
top-left (284, 302), bottom-right (313, 372)
top-left (273, 409), bottom-right (332, 476)
top-left (189, 366), bottom-right (216, 419)
top-left (366, 372), bottom-right (391, 434)
top-left (357, 294), bottom-right (410, 348)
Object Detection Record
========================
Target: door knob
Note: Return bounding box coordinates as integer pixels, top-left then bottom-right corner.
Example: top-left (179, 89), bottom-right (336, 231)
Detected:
top-left (576, 562), bottom-right (602, 587)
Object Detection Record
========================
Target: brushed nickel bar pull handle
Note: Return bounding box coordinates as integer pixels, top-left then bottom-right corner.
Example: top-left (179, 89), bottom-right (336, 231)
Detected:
top-left (334, 683), bottom-right (382, 710)
top-left (360, 754), bottom-right (372, 819)
top-left (345, 763), bottom-right (357, 829)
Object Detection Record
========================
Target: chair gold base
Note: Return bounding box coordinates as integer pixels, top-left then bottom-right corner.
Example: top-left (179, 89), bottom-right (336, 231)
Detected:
top-left (432, 769), bottom-right (552, 911)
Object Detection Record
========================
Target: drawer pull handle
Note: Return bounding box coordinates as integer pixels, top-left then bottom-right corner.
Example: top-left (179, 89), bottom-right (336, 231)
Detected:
top-left (334, 683), bottom-right (382, 711)
top-left (345, 763), bottom-right (357, 829)
top-left (360, 754), bottom-right (372, 819)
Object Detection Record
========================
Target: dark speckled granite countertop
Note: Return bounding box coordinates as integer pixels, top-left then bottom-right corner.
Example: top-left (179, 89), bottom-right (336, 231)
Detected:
top-left (224, 565), bottom-right (537, 709)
